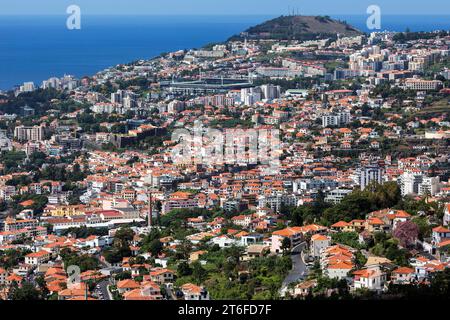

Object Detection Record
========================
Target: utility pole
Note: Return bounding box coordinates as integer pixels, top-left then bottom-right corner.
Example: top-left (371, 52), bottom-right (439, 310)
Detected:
top-left (148, 187), bottom-right (153, 228)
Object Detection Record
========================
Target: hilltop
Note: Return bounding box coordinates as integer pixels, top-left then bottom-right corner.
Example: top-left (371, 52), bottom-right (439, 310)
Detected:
top-left (229, 15), bottom-right (362, 41)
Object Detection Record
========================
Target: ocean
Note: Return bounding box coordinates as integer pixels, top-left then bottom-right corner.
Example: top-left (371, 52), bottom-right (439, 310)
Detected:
top-left (0, 14), bottom-right (449, 91)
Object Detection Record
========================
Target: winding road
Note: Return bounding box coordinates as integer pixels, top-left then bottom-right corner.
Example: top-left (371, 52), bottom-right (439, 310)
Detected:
top-left (279, 242), bottom-right (308, 296)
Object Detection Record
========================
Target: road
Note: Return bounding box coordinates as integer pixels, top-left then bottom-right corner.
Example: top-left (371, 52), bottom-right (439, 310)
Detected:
top-left (97, 279), bottom-right (112, 300)
top-left (165, 285), bottom-right (177, 300)
top-left (279, 242), bottom-right (308, 296)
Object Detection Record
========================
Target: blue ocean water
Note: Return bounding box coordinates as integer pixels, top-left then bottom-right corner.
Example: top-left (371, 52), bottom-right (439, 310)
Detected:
top-left (338, 14), bottom-right (450, 33)
top-left (0, 14), bottom-right (449, 91)
top-left (0, 15), bottom-right (272, 90)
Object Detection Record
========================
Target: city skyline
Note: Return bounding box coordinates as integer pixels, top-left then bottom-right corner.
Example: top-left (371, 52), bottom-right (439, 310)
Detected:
top-left (0, 1), bottom-right (450, 306)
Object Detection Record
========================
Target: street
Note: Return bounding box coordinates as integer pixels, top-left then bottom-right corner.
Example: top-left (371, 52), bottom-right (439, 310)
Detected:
top-left (96, 279), bottom-right (112, 300)
top-left (279, 242), bottom-right (308, 296)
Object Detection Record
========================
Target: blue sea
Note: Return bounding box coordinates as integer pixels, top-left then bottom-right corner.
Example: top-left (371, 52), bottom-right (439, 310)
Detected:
top-left (0, 14), bottom-right (450, 91)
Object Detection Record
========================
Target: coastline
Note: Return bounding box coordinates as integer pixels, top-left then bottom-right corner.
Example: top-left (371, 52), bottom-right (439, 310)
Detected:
top-left (2, 14), bottom-right (450, 91)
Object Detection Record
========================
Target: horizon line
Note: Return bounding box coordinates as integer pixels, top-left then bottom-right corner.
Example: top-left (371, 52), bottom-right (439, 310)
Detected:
top-left (0, 13), bottom-right (450, 16)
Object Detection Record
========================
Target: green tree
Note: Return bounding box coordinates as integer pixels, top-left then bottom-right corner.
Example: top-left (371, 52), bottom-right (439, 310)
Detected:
top-left (281, 237), bottom-right (292, 254)
top-left (10, 282), bottom-right (43, 300)
top-left (177, 261), bottom-right (193, 277)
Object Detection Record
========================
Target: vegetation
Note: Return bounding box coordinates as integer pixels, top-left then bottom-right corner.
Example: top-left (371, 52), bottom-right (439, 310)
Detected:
top-left (60, 248), bottom-right (99, 272)
top-left (231, 15), bottom-right (361, 41)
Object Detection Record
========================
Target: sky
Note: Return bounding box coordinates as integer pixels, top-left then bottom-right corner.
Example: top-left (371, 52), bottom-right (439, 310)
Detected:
top-left (0, 0), bottom-right (449, 16)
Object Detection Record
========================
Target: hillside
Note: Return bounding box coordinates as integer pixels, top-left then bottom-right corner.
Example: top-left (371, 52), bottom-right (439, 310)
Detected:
top-left (230, 15), bottom-right (362, 41)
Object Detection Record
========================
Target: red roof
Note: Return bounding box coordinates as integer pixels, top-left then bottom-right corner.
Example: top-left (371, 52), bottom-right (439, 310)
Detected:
top-left (433, 226), bottom-right (450, 233)
top-left (392, 267), bottom-right (414, 274)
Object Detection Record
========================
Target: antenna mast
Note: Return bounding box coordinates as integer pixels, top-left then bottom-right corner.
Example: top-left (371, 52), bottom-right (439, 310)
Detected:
top-left (148, 187), bottom-right (152, 228)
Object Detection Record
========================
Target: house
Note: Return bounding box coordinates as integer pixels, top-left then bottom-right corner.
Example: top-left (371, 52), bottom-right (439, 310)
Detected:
top-left (116, 279), bottom-right (140, 294)
top-left (350, 220), bottom-right (365, 231)
top-left (25, 250), bottom-right (51, 265)
top-left (321, 244), bottom-right (355, 280)
top-left (189, 250), bottom-right (207, 263)
top-left (231, 214), bottom-right (253, 228)
top-left (293, 279), bottom-right (318, 298)
top-left (58, 284), bottom-right (89, 300)
top-left (186, 217), bottom-right (207, 230)
top-left (149, 268), bottom-right (175, 284)
top-left (388, 210), bottom-right (412, 229)
top-left (330, 221), bottom-right (354, 233)
top-left (353, 267), bottom-right (387, 291)
top-left (123, 281), bottom-right (162, 300)
top-left (432, 226), bottom-right (450, 245)
top-left (6, 274), bottom-right (23, 286)
top-left (242, 244), bottom-right (270, 261)
top-left (271, 227), bottom-right (304, 253)
top-left (181, 283), bottom-right (209, 300)
top-left (364, 217), bottom-right (387, 233)
top-left (391, 267), bottom-right (415, 284)
top-left (325, 261), bottom-right (354, 280)
top-left (437, 238), bottom-right (450, 261)
top-left (240, 233), bottom-right (264, 246)
top-left (0, 268), bottom-right (7, 285)
top-left (211, 235), bottom-right (235, 248)
top-left (310, 234), bottom-right (331, 258)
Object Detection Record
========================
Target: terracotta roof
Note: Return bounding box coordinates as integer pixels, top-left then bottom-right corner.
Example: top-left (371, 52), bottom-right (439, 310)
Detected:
top-left (433, 226), bottom-right (450, 233)
top-left (117, 279), bottom-right (140, 289)
top-left (331, 221), bottom-right (351, 228)
top-left (392, 267), bottom-right (414, 274)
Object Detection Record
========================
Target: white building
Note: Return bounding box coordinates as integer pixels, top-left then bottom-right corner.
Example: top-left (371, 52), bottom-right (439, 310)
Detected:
top-left (400, 173), bottom-right (440, 196)
top-left (310, 234), bottom-right (331, 258)
top-left (353, 267), bottom-right (387, 291)
top-left (25, 250), bottom-right (51, 265)
top-left (260, 84), bottom-right (281, 100)
top-left (357, 164), bottom-right (384, 190)
top-left (14, 125), bottom-right (45, 142)
top-left (20, 82), bottom-right (36, 93)
top-left (405, 78), bottom-right (443, 91)
top-left (241, 87), bottom-right (262, 106)
top-left (444, 204), bottom-right (450, 226)
top-left (322, 111), bottom-right (351, 127)
top-left (181, 283), bottom-right (210, 300)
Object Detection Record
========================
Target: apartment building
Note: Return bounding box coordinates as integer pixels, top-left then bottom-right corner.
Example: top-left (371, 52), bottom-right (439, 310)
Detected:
top-left (14, 125), bottom-right (45, 142)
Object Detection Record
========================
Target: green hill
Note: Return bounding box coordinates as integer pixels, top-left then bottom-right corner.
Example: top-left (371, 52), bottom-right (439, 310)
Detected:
top-left (230, 15), bottom-right (362, 41)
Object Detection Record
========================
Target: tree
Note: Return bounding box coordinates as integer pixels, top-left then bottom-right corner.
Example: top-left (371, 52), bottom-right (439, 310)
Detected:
top-left (148, 239), bottom-right (163, 257)
top-left (35, 275), bottom-right (50, 297)
top-left (332, 232), bottom-right (365, 249)
top-left (281, 237), bottom-right (291, 254)
top-left (10, 282), bottom-right (43, 300)
top-left (177, 261), bottom-right (193, 277)
top-left (114, 227), bottom-right (135, 247)
top-left (115, 271), bottom-right (132, 281)
top-left (192, 262), bottom-right (208, 284)
top-left (60, 249), bottom-right (99, 272)
top-left (412, 216), bottom-right (432, 241)
top-left (393, 221), bottom-right (419, 248)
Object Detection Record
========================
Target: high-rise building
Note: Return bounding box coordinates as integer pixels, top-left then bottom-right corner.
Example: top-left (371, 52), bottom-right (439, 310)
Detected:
top-left (20, 82), bottom-right (35, 93)
top-left (241, 87), bottom-right (262, 106)
top-left (123, 96), bottom-right (137, 109)
top-left (14, 125), bottom-right (45, 142)
top-left (357, 164), bottom-right (384, 190)
top-left (322, 111), bottom-right (351, 127)
top-left (260, 84), bottom-right (281, 100)
top-left (400, 173), bottom-right (440, 196)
